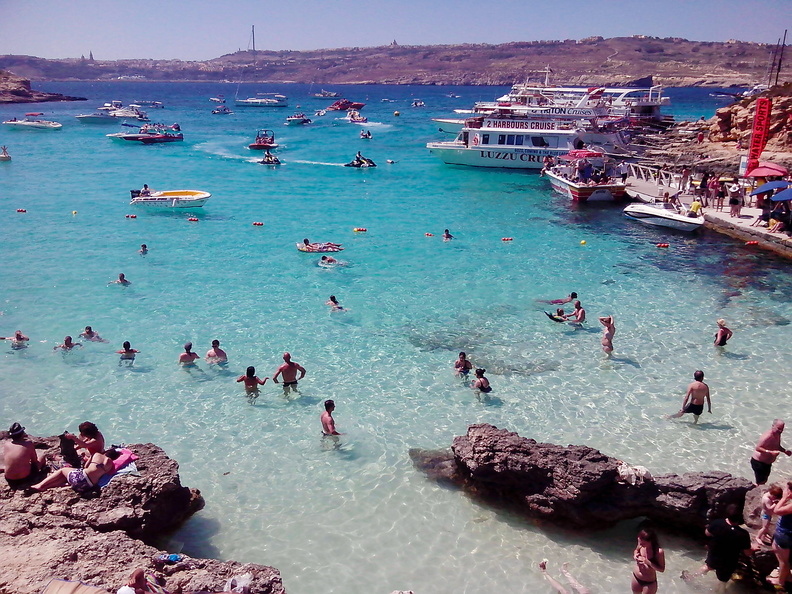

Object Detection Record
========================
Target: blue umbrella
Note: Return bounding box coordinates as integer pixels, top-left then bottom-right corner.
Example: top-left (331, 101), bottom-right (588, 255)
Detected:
top-left (770, 188), bottom-right (792, 202)
top-left (750, 180), bottom-right (792, 196)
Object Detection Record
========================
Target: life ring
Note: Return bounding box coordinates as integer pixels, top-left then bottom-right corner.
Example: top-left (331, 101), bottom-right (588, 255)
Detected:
top-left (472, 133), bottom-right (480, 147)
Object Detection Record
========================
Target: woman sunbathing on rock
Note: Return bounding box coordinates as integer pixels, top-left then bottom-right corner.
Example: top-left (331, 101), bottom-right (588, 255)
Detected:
top-left (30, 449), bottom-right (119, 494)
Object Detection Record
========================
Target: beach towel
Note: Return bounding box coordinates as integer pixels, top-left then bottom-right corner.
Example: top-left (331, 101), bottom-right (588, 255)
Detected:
top-left (40, 579), bottom-right (110, 594)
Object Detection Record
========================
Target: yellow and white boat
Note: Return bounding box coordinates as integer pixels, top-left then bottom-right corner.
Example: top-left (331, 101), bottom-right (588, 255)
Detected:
top-left (129, 189), bottom-right (211, 208)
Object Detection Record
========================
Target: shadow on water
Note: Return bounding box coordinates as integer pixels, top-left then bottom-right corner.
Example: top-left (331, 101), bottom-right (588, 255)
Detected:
top-left (717, 351), bottom-right (750, 360)
top-left (691, 422), bottom-right (736, 431)
top-left (603, 356), bottom-right (641, 368)
top-left (477, 394), bottom-right (504, 407)
top-left (168, 514), bottom-right (223, 559)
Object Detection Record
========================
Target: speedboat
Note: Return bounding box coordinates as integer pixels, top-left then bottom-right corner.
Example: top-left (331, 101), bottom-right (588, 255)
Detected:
top-left (326, 99), bottom-right (365, 111)
top-left (346, 110), bottom-right (368, 124)
top-left (109, 123), bottom-right (182, 143)
top-left (622, 202), bottom-right (703, 232)
top-left (134, 100), bottom-right (164, 108)
top-left (412, 99), bottom-right (426, 107)
top-left (210, 95), bottom-right (225, 103)
top-left (235, 93), bottom-right (288, 107)
top-left (314, 109), bottom-right (327, 117)
top-left (96, 101), bottom-right (149, 121)
top-left (76, 111), bottom-right (121, 124)
top-left (212, 105), bottom-right (233, 115)
top-left (248, 129), bottom-right (278, 150)
top-left (3, 113), bottom-right (62, 129)
top-left (313, 89), bottom-right (341, 98)
top-left (286, 113), bottom-right (312, 125)
top-left (129, 189), bottom-right (210, 208)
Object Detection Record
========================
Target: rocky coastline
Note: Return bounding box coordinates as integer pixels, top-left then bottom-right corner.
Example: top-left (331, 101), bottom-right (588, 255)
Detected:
top-left (0, 436), bottom-right (284, 594)
top-left (0, 70), bottom-right (85, 104)
top-left (411, 424), bottom-right (781, 585)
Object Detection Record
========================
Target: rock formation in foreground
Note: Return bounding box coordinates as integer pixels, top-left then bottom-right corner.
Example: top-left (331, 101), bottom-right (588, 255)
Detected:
top-left (410, 423), bottom-right (754, 532)
top-left (0, 70), bottom-right (85, 104)
top-left (0, 438), bottom-right (284, 594)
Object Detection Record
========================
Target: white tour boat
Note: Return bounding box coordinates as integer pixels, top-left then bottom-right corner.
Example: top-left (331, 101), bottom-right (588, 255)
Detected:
top-left (622, 202), bottom-right (703, 232)
top-left (129, 189), bottom-right (211, 208)
top-left (235, 93), bottom-right (288, 107)
top-left (3, 113), bottom-right (62, 129)
top-left (427, 113), bottom-right (631, 170)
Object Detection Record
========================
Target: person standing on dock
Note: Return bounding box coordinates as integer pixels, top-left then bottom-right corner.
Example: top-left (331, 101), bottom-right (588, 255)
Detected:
top-left (617, 161), bottom-right (629, 184)
top-left (679, 166), bottom-right (690, 191)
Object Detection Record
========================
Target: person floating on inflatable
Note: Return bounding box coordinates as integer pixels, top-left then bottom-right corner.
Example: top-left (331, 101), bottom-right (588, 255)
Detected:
top-left (544, 308), bottom-right (566, 323)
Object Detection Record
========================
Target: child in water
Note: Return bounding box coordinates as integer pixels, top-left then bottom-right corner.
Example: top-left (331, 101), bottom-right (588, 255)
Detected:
top-left (237, 366), bottom-right (268, 404)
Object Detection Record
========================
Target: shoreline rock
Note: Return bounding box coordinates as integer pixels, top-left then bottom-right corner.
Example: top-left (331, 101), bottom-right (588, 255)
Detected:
top-left (0, 70), bottom-right (85, 104)
top-left (0, 436), bottom-right (285, 594)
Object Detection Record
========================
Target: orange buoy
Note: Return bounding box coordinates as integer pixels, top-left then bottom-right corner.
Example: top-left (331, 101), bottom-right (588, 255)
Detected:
top-left (353, 227), bottom-right (367, 232)
top-left (656, 243), bottom-right (669, 248)
top-left (425, 232), bottom-right (434, 237)
top-left (745, 240), bottom-right (759, 246)
top-left (130, 214), bottom-right (137, 219)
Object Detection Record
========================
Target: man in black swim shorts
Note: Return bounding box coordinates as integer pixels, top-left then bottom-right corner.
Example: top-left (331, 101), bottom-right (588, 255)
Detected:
top-left (668, 370), bottom-right (711, 424)
top-left (272, 352), bottom-right (306, 397)
top-left (751, 419), bottom-right (792, 485)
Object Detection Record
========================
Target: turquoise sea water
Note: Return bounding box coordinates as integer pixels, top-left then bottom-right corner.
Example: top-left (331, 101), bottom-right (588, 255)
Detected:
top-left (1, 83), bottom-right (790, 594)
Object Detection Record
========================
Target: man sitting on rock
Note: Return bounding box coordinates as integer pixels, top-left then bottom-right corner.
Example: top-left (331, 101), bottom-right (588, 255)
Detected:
top-left (2, 422), bottom-right (48, 489)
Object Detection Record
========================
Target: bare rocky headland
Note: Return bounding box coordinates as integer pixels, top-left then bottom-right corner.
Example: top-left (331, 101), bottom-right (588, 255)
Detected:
top-left (635, 82), bottom-right (792, 174)
top-left (0, 436), bottom-right (284, 594)
top-left (0, 70), bottom-right (85, 104)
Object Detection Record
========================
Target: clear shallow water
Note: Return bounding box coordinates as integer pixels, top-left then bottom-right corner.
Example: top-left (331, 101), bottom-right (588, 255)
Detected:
top-left (0, 83), bottom-right (789, 593)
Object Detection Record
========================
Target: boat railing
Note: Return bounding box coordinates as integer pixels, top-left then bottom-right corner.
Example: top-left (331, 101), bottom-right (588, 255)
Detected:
top-left (627, 163), bottom-right (683, 197)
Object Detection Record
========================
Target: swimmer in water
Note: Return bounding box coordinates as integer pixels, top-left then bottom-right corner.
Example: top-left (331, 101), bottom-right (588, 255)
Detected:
top-left (599, 315), bottom-right (615, 356)
top-left (472, 368), bottom-right (492, 398)
top-left (206, 339), bottom-right (227, 365)
top-left (272, 352), bottom-right (306, 397)
top-left (1, 330), bottom-right (30, 350)
top-left (564, 301), bottom-right (586, 325)
top-left (110, 273), bottom-right (130, 286)
top-left (539, 560), bottom-right (591, 594)
top-left (326, 295), bottom-right (344, 311)
top-left (54, 336), bottom-right (82, 352)
top-left (79, 326), bottom-right (107, 343)
top-left (139, 244), bottom-right (148, 255)
top-left (442, 229), bottom-right (454, 241)
top-left (320, 255), bottom-right (338, 264)
top-left (454, 351), bottom-right (473, 376)
top-left (237, 366), bottom-right (268, 403)
top-left (116, 341), bottom-right (139, 366)
top-left (544, 308), bottom-right (566, 323)
top-left (714, 318), bottom-right (733, 347)
top-left (539, 292), bottom-right (578, 305)
top-left (178, 342), bottom-right (200, 366)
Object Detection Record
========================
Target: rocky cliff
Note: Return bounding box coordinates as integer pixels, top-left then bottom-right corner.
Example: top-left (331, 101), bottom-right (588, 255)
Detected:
top-left (0, 70), bottom-right (85, 104)
top-left (0, 437), bottom-right (284, 594)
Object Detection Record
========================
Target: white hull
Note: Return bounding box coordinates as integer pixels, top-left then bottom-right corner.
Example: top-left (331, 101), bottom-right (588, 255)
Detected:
top-left (76, 114), bottom-right (121, 124)
top-left (235, 95), bottom-right (288, 107)
top-left (623, 203), bottom-right (703, 232)
top-left (3, 120), bottom-right (62, 129)
top-left (428, 142), bottom-right (565, 169)
top-left (130, 190), bottom-right (211, 209)
top-left (545, 169), bottom-right (626, 202)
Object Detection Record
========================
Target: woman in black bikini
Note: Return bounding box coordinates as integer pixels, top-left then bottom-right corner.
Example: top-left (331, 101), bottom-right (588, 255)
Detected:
top-left (472, 368), bottom-right (492, 396)
top-left (631, 528), bottom-right (665, 594)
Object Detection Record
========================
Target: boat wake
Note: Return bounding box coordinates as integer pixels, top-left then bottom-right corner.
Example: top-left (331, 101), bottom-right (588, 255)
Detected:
top-left (290, 160), bottom-right (345, 167)
top-left (194, 141), bottom-right (260, 161)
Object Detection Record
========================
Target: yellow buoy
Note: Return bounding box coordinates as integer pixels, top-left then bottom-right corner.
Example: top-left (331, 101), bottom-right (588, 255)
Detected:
top-left (72, 211), bottom-right (77, 215)
top-left (394, 111), bottom-right (400, 117)
top-left (580, 240), bottom-right (587, 245)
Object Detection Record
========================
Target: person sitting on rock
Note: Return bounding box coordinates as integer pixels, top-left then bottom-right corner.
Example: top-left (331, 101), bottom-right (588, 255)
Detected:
top-left (117, 568), bottom-right (169, 594)
top-left (30, 448), bottom-right (119, 495)
top-left (3, 422), bottom-right (48, 489)
top-left (64, 421), bottom-right (105, 458)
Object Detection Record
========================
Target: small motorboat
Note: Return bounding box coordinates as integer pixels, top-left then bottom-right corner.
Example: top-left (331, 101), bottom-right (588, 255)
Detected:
top-left (312, 89), bottom-right (341, 98)
top-left (76, 111), bottom-right (121, 124)
top-left (248, 129), bottom-right (278, 150)
top-left (235, 93), bottom-right (288, 107)
top-left (212, 105), bottom-right (234, 115)
top-left (314, 109), bottom-right (327, 117)
top-left (286, 113), bottom-right (312, 125)
top-left (326, 99), bottom-right (365, 111)
top-left (622, 202), bottom-right (704, 232)
top-left (3, 113), bottom-right (62, 129)
top-left (130, 189), bottom-right (210, 208)
top-left (297, 242), bottom-right (344, 253)
top-left (134, 100), bottom-right (164, 108)
top-left (138, 132), bottom-right (183, 144)
top-left (0, 146), bottom-right (10, 161)
top-left (345, 154), bottom-right (376, 168)
top-left (210, 95), bottom-right (225, 103)
top-left (411, 99), bottom-right (426, 107)
top-left (260, 151), bottom-right (281, 166)
top-left (110, 123), bottom-right (182, 143)
top-left (347, 110), bottom-right (368, 124)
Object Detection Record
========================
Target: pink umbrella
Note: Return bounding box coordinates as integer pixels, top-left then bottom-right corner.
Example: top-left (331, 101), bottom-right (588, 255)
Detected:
top-left (745, 162), bottom-right (788, 177)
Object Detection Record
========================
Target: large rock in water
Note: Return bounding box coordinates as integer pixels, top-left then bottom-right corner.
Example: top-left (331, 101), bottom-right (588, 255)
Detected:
top-left (0, 70), bottom-right (85, 103)
top-left (0, 437), bottom-right (285, 594)
top-left (410, 424), bottom-right (754, 533)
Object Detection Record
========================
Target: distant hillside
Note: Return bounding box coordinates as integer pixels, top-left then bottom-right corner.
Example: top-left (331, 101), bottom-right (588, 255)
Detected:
top-left (1, 36), bottom-right (789, 87)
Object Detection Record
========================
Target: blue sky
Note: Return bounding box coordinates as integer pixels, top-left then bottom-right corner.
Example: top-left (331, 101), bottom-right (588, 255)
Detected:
top-left (0, 0), bottom-right (789, 60)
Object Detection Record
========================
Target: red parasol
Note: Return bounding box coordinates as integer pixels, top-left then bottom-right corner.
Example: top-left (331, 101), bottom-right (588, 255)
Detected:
top-left (745, 162), bottom-right (788, 177)
top-left (558, 149), bottom-right (605, 161)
